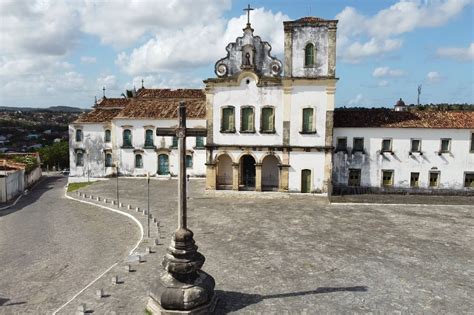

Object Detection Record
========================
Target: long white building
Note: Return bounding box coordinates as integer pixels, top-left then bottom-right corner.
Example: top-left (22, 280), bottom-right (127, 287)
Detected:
top-left (69, 15), bottom-right (474, 194)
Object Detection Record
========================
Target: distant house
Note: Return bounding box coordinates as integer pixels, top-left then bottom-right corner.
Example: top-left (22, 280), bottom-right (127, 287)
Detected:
top-left (26, 133), bottom-right (39, 140)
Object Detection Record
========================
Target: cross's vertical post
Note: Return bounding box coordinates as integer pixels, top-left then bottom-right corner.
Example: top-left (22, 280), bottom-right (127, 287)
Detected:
top-left (177, 101), bottom-right (187, 229)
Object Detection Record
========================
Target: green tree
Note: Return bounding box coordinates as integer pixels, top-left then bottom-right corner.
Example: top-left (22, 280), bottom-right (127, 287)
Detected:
top-left (38, 141), bottom-right (69, 170)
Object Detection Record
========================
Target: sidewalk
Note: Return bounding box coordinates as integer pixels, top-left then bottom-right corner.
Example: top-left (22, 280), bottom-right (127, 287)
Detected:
top-left (331, 193), bottom-right (473, 205)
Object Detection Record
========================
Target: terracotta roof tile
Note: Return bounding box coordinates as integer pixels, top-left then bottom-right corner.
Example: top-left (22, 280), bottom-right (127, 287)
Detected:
top-left (96, 97), bottom-right (130, 108)
top-left (75, 108), bottom-right (122, 123)
top-left (334, 109), bottom-right (474, 129)
top-left (136, 88), bottom-right (205, 99)
top-left (117, 98), bottom-right (205, 119)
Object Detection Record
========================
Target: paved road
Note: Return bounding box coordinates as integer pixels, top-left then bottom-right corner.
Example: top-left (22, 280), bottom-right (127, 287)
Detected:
top-left (0, 176), bottom-right (139, 314)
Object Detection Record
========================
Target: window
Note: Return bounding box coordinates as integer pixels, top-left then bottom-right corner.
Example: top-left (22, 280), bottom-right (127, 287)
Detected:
top-left (135, 154), bottom-right (143, 168)
top-left (382, 170), bottom-right (394, 187)
top-left (76, 151), bottom-right (84, 166)
top-left (302, 108), bottom-right (314, 133)
top-left (353, 138), bottom-right (364, 152)
top-left (221, 107), bottom-right (235, 132)
top-left (348, 169), bottom-right (361, 187)
top-left (105, 153), bottom-right (112, 167)
top-left (411, 139), bottom-right (421, 152)
top-left (336, 138), bottom-right (347, 152)
top-left (440, 138), bottom-right (451, 153)
top-left (186, 155), bottom-right (193, 168)
top-left (465, 173), bottom-right (474, 188)
top-left (260, 107), bottom-right (275, 133)
top-left (240, 107), bottom-right (255, 132)
top-left (145, 130), bottom-right (154, 148)
top-left (123, 129), bottom-right (132, 147)
top-left (171, 136), bottom-right (178, 148)
top-left (195, 136), bottom-right (205, 149)
top-left (410, 172), bottom-right (419, 188)
top-left (104, 130), bottom-right (111, 143)
top-left (429, 172), bottom-right (439, 187)
top-left (382, 139), bottom-right (392, 152)
top-left (76, 129), bottom-right (83, 142)
top-left (471, 133), bottom-right (474, 152)
top-left (304, 43), bottom-right (315, 66)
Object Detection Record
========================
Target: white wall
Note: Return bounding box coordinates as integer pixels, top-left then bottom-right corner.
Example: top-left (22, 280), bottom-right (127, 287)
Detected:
top-left (333, 127), bottom-right (474, 190)
top-left (212, 76), bottom-right (283, 146)
top-left (289, 85), bottom-right (327, 147)
top-left (288, 151), bottom-right (326, 192)
top-left (0, 170), bottom-right (25, 203)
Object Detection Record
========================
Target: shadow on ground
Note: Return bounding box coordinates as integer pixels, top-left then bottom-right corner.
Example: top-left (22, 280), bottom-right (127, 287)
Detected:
top-left (216, 286), bottom-right (368, 313)
top-left (0, 176), bottom-right (61, 217)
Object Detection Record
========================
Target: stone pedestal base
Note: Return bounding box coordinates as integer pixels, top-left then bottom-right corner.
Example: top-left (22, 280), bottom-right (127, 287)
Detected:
top-left (147, 293), bottom-right (217, 315)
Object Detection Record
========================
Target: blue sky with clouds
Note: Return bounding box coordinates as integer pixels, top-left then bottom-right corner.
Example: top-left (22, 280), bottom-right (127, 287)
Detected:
top-left (0, 0), bottom-right (472, 108)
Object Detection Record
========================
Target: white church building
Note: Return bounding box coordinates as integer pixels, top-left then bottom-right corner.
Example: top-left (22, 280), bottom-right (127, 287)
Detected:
top-left (69, 15), bottom-right (474, 195)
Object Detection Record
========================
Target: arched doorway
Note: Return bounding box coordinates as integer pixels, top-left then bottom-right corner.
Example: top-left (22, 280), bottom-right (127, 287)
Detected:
top-left (301, 169), bottom-right (311, 193)
top-left (240, 155), bottom-right (256, 190)
top-left (216, 154), bottom-right (232, 190)
top-left (262, 155), bottom-right (279, 191)
top-left (157, 154), bottom-right (169, 175)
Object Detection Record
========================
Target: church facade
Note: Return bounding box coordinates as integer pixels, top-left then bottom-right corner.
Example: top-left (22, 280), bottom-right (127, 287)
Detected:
top-left (68, 15), bottom-right (474, 194)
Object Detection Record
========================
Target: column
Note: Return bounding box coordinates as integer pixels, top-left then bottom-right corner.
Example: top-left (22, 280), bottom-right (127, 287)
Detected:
top-left (255, 163), bottom-right (262, 192)
top-left (205, 163), bottom-right (216, 190)
top-left (232, 163), bottom-right (239, 191)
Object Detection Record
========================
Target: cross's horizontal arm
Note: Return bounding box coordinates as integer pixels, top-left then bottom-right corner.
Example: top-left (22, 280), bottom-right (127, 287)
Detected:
top-left (156, 127), bottom-right (207, 137)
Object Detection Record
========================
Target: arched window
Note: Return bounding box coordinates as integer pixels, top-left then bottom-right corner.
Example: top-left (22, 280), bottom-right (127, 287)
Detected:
top-left (123, 129), bottom-right (132, 147)
top-left (260, 107), bottom-right (275, 133)
top-left (240, 106), bottom-right (255, 132)
top-left (104, 130), bottom-right (111, 143)
top-left (145, 129), bottom-right (154, 147)
top-left (135, 154), bottom-right (143, 168)
top-left (76, 129), bottom-right (83, 142)
top-left (305, 43), bottom-right (315, 67)
top-left (105, 153), bottom-right (112, 167)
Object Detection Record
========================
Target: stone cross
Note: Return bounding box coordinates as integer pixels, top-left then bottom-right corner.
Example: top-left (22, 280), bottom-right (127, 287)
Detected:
top-left (244, 4), bottom-right (254, 25)
top-left (148, 102), bottom-right (215, 314)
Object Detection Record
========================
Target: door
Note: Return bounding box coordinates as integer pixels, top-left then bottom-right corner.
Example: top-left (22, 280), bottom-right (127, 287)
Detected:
top-left (301, 169), bottom-right (311, 193)
top-left (158, 154), bottom-right (169, 175)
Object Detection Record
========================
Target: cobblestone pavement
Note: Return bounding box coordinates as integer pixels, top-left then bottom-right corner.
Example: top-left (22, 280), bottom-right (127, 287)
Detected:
top-left (0, 176), bottom-right (139, 314)
top-left (70, 177), bottom-right (474, 314)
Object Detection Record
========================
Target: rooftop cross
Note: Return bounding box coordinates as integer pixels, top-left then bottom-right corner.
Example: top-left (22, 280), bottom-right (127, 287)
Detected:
top-left (244, 4), bottom-right (254, 25)
top-left (102, 86), bottom-right (106, 98)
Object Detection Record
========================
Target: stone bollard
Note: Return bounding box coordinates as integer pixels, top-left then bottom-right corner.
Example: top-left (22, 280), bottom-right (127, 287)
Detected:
top-left (127, 204), bottom-right (132, 210)
top-left (112, 275), bottom-right (119, 284)
top-left (135, 207), bottom-right (140, 212)
top-left (89, 195), bottom-right (94, 200)
top-left (146, 246), bottom-right (153, 254)
top-left (153, 217), bottom-right (157, 223)
top-left (119, 202), bottom-right (123, 208)
top-left (143, 209), bottom-right (148, 215)
top-left (76, 303), bottom-right (86, 315)
top-left (113, 200), bottom-right (117, 205)
top-left (138, 255), bottom-right (145, 263)
top-left (97, 196), bottom-right (101, 201)
top-left (104, 198), bottom-right (108, 203)
top-left (96, 289), bottom-right (103, 299)
top-left (126, 264), bottom-right (134, 272)
top-left (154, 238), bottom-right (160, 246)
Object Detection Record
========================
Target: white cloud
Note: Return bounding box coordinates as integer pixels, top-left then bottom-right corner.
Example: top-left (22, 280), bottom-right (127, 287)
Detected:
top-left (437, 42), bottom-right (474, 61)
top-left (80, 56), bottom-right (97, 64)
top-left (372, 66), bottom-right (405, 78)
top-left (79, 0), bottom-right (231, 48)
top-left (349, 93), bottom-right (364, 106)
top-left (125, 74), bottom-right (203, 91)
top-left (116, 7), bottom-right (289, 75)
top-left (97, 75), bottom-right (118, 91)
top-left (0, 0), bottom-right (80, 56)
top-left (378, 80), bottom-right (389, 87)
top-left (426, 71), bottom-right (442, 83)
top-left (336, 0), bottom-right (471, 63)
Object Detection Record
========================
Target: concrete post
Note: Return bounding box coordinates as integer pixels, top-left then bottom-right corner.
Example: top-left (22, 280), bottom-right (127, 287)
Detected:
top-left (255, 163), bottom-right (262, 192)
top-left (232, 163), bottom-right (239, 191)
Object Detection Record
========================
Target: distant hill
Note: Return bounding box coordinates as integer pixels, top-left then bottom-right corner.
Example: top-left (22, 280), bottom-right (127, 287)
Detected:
top-left (0, 106), bottom-right (89, 113)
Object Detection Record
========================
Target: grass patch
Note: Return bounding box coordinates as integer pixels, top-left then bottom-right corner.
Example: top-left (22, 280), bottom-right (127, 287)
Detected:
top-left (67, 181), bottom-right (95, 192)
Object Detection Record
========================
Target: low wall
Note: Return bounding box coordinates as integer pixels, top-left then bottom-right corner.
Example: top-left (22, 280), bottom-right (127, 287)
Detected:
top-left (25, 167), bottom-right (42, 188)
top-left (0, 169), bottom-right (25, 203)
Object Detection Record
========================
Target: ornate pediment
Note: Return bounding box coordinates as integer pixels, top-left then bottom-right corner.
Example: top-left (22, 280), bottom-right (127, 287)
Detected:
top-left (215, 24), bottom-right (282, 78)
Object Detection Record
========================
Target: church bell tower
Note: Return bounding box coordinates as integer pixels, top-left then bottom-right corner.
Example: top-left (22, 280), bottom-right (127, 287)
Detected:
top-left (283, 17), bottom-right (338, 78)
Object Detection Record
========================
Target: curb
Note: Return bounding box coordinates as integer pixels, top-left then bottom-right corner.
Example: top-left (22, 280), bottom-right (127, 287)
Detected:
top-left (54, 189), bottom-right (146, 314)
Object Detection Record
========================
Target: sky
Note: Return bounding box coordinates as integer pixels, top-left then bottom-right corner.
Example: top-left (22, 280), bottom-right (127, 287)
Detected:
top-left (0, 0), bottom-right (473, 109)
